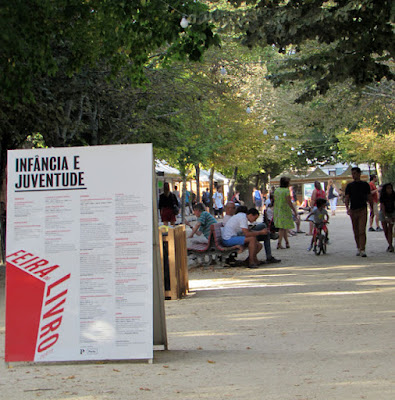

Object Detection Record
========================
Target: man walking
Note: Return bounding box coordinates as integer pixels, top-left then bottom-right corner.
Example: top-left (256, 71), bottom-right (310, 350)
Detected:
top-left (252, 187), bottom-right (263, 213)
top-left (345, 167), bottom-right (373, 257)
top-left (202, 188), bottom-right (210, 210)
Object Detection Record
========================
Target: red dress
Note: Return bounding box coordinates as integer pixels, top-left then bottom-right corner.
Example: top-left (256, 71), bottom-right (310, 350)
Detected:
top-left (313, 189), bottom-right (326, 206)
top-left (159, 193), bottom-right (177, 223)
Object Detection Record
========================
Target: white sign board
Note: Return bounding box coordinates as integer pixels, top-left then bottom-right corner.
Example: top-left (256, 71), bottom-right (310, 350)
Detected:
top-left (5, 144), bottom-right (153, 362)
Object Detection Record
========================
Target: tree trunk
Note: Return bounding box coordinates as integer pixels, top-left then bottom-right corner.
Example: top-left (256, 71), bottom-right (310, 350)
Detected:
top-left (182, 176), bottom-right (187, 224)
top-left (209, 166), bottom-right (215, 214)
top-left (376, 162), bottom-right (385, 184)
top-left (195, 164), bottom-right (200, 203)
top-left (90, 100), bottom-right (99, 145)
top-left (178, 162), bottom-right (187, 224)
top-left (228, 166), bottom-right (238, 199)
top-left (255, 174), bottom-right (260, 188)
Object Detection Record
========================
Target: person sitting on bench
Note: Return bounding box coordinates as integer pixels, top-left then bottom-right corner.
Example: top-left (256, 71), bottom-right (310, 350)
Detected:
top-left (222, 207), bottom-right (266, 268)
top-left (186, 202), bottom-right (217, 240)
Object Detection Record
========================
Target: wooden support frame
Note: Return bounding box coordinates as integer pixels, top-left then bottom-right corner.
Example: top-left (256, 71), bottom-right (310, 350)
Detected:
top-left (159, 225), bottom-right (189, 300)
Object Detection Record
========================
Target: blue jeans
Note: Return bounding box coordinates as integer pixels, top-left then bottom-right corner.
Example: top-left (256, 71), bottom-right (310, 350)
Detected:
top-left (251, 223), bottom-right (271, 259)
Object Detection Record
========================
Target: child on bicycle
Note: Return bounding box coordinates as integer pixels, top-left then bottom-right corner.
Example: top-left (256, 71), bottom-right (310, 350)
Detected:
top-left (306, 198), bottom-right (329, 251)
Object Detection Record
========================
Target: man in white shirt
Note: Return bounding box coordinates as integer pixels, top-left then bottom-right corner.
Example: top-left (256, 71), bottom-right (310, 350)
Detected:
top-left (222, 201), bottom-right (237, 266)
top-left (224, 204), bottom-right (280, 266)
top-left (213, 186), bottom-right (224, 219)
top-left (223, 201), bottom-right (236, 225)
top-left (222, 207), bottom-right (267, 268)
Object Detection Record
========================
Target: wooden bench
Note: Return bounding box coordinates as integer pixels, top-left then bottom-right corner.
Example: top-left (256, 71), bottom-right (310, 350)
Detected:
top-left (187, 226), bottom-right (214, 254)
top-left (211, 222), bottom-right (241, 264)
top-left (187, 223), bottom-right (241, 266)
top-left (187, 225), bottom-right (216, 266)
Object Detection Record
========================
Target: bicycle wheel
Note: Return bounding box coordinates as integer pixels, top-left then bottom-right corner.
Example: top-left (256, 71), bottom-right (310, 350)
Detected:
top-left (321, 235), bottom-right (327, 254)
top-left (314, 237), bottom-right (321, 255)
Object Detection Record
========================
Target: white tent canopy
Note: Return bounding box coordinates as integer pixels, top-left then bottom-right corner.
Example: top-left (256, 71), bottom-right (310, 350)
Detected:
top-left (155, 160), bottom-right (229, 184)
top-left (155, 160), bottom-right (180, 178)
top-left (198, 169), bottom-right (229, 184)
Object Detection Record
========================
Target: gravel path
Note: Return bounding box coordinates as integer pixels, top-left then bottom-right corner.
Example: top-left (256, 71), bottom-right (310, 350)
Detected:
top-left (1, 208), bottom-right (394, 400)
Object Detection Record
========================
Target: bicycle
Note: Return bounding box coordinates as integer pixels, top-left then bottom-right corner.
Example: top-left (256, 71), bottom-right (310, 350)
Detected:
top-left (314, 221), bottom-right (329, 255)
top-left (310, 221), bottom-right (329, 256)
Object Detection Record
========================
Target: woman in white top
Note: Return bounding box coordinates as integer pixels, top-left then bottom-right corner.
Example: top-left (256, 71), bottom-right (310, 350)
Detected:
top-left (326, 179), bottom-right (338, 216)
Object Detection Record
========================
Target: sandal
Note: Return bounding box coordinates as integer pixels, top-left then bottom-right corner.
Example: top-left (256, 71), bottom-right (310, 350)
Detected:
top-left (285, 243), bottom-right (290, 249)
top-left (277, 244), bottom-right (285, 249)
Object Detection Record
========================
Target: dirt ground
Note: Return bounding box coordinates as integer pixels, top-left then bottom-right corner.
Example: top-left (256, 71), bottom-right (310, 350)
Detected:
top-left (1, 207), bottom-right (394, 400)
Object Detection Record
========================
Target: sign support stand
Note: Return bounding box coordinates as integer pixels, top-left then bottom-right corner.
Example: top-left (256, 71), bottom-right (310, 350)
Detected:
top-left (152, 164), bottom-right (168, 351)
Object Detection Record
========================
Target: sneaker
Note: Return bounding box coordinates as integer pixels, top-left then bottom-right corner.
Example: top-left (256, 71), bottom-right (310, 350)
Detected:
top-left (376, 227), bottom-right (383, 232)
top-left (307, 245), bottom-right (312, 252)
top-left (266, 256), bottom-right (281, 264)
top-left (356, 251), bottom-right (361, 256)
top-left (360, 251), bottom-right (367, 257)
top-left (368, 227), bottom-right (375, 232)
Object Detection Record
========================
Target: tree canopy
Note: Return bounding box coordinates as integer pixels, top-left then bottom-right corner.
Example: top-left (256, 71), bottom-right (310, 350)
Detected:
top-left (0, 0), bottom-right (219, 103)
top-left (227, 0), bottom-right (395, 102)
top-left (1, 0), bottom-right (393, 191)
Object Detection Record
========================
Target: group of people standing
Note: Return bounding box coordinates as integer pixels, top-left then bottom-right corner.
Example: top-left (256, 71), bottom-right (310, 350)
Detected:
top-left (272, 170), bottom-right (394, 256)
top-left (161, 168), bottom-right (395, 256)
top-left (345, 168), bottom-right (394, 255)
top-left (159, 184), bottom-right (225, 226)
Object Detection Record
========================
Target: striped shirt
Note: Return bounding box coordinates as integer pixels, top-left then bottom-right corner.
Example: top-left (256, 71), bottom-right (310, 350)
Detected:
top-left (198, 211), bottom-right (217, 239)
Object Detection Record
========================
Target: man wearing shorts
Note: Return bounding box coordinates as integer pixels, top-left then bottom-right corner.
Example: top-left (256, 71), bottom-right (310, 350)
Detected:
top-left (222, 208), bottom-right (267, 268)
top-left (252, 187), bottom-right (263, 212)
top-left (368, 174), bottom-right (382, 232)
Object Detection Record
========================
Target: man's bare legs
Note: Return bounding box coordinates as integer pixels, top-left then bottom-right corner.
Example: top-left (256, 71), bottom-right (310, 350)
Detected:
top-left (244, 236), bottom-right (262, 265)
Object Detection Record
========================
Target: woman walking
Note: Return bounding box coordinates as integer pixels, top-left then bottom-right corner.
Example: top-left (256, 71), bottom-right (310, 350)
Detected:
top-left (159, 182), bottom-right (178, 226)
top-left (273, 177), bottom-right (298, 249)
top-left (327, 179), bottom-right (339, 216)
top-left (379, 183), bottom-right (395, 252)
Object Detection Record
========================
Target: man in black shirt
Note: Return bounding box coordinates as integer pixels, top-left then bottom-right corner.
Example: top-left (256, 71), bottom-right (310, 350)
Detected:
top-left (345, 167), bottom-right (373, 257)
